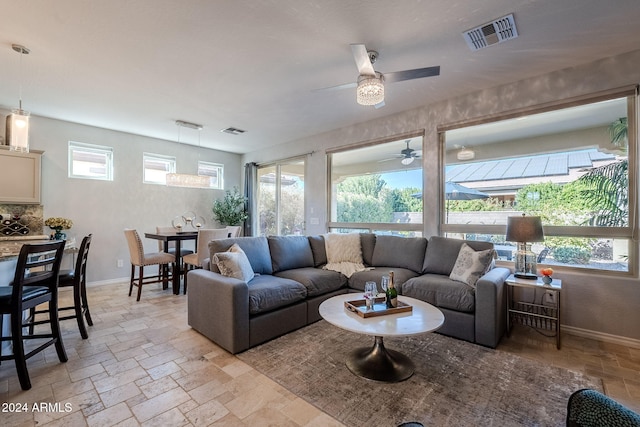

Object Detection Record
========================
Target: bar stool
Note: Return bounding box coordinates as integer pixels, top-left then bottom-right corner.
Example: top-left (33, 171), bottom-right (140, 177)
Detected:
top-left (57, 234), bottom-right (93, 338)
top-left (28, 234), bottom-right (94, 339)
top-left (0, 240), bottom-right (67, 390)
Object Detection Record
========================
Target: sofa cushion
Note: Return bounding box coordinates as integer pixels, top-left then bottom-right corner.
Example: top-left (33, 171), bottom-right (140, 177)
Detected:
top-left (360, 233), bottom-right (376, 266)
top-left (209, 237), bottom-right (273, 275)
top-left (268, 235), bottom-right (314, 273)
top-left (371, 235), bottom-right (427, 273)
top-left (449, 243), bottom-right (495, 287)
top-left (247, 274), bottom-right (307, 315)
top-left (275, 267), bottom-right (347, 297)
top-left (402, 274), bottom-right (476, 313)
top-left (308, 235), bottom-right (327, 267)
top-left (349, 267), bottom-right (419, 294)
top-left (213, 243), bottom-right (255, 282)
top-left (423, 236), bottom-right (494, 275)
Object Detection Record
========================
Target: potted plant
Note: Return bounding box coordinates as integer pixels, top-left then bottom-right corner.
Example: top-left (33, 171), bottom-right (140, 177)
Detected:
top-left (212, 187), bottom-right (248, 226)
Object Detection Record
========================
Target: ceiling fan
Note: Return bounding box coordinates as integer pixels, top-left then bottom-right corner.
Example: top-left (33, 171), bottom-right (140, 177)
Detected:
top-left (315, 44), bottom-right (440, 108)
top-left (379, 140), bottom-right (422, 165)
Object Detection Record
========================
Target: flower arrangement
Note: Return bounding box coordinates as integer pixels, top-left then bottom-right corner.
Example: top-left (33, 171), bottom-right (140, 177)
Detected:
top-left (540, 267), bottom-right (554, 277)
top-left (540, 267), bottom-right (554, 285)
top-left (44, 217), bottom-right (73, 231)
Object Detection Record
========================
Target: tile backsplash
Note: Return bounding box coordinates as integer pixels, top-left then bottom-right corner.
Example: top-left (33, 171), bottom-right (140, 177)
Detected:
top-left (0, 204), bottom-right (43, 236)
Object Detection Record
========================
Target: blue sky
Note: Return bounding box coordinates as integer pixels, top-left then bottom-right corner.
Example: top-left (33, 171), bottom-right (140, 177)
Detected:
top-left (380, 169), bottom-right (422, 189)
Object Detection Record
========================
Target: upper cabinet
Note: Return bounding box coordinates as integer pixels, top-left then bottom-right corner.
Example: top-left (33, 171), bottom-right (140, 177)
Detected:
top-left (0, 146), bottom-right (42, 204)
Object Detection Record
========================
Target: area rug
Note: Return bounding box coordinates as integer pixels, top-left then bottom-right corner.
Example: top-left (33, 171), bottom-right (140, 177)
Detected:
top-left (238, 321), bottom-right (602, 427)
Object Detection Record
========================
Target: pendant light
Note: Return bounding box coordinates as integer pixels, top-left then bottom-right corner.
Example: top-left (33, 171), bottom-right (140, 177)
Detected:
top-left (166, 120), bottom-right (211, 188)
top-left (6, 44), bottom-right (31, 153)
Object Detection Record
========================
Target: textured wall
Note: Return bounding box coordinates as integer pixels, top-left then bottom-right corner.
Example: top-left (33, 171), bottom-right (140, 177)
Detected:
top-left (243, 49), bottom-right (640, 341)
top-left (0, 112), bottom-right (242, 282)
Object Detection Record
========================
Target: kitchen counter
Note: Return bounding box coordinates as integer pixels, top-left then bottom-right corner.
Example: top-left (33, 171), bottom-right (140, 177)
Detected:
top-left (0, 236), bottom-right (77, 261)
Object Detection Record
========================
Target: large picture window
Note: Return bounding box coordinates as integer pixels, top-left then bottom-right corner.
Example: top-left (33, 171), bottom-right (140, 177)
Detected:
top-left (441, 90), bottom-right (636, 273)
top-left (328, 135), bottom-right (424, 235)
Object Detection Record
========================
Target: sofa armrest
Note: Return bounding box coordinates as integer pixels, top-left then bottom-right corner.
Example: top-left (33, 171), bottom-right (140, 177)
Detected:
top-left (474, 266), bottom-right (510, 348)
top-left (187, 268), bottom-right (250, 354)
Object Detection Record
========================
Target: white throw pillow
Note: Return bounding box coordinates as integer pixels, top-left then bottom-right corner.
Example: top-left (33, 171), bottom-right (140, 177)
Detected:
top-left (449, 243), bottom-right (495, 287)
top-left (213, 243), bottom-right (255, 282)
top-left (324, 233), bottom-right (363, 264)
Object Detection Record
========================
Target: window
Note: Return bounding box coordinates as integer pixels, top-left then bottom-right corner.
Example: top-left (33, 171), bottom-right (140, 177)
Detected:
top-left (441, 91), bottom-right (636, 273)
top-left (198, 161), bottom-right (224, 189)
top-left (257, 158), bottom-right (305, 236)
top-left (328, 135), bottom-right (423, 236)
top-left (68, 141), bottom-right (113, 181)
top-left (143, 153), bottom-right (175, 185)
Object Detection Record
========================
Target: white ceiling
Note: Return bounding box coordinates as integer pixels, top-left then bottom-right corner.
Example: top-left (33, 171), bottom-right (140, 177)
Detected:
top-left (1, 0), bottom-right (639, 154)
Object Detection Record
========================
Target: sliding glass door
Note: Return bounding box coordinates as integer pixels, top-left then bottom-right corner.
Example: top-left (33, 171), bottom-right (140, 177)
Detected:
top-left (257, 158), bottom-right (305, 236)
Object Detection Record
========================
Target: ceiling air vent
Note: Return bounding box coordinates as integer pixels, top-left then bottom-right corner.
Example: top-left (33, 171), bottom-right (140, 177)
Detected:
top-left (221, 127), bottom-right (246, 135)
top-left (463, 13), bottom-right (518, 51)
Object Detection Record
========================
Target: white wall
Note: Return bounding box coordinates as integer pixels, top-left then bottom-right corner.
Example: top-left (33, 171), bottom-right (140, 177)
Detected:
top-left (1, 112), bottom-right (242, 283)
top-left (242, 49), bottom-right (640, 342)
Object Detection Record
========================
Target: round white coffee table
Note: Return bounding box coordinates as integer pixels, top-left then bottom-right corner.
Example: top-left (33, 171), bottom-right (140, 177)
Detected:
top-left (319, 293), bottom-right (444, 382)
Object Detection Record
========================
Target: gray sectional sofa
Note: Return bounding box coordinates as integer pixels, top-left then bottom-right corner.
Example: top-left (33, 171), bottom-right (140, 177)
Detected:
top-left (187, 234), bottom-right (510, 354)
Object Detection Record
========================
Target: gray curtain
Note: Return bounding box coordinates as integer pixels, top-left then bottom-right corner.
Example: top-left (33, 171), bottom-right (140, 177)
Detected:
top-left (244, 162), bottom-right (258, 236)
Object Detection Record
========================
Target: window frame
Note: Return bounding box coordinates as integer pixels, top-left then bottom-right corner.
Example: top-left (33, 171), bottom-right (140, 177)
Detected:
top-left (438, 87), bottom-right (637, 276)
top-left (143, 153), bottom-right (176, 185)
top-left (197, 161), bottom-right (224, 190)
top-left (68, 141), bottom-right (114, 181)
top-left (327, 131), bottom-right (425, 235)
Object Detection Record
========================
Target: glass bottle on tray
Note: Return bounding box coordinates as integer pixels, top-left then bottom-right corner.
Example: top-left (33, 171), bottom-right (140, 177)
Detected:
top-left (386, 271), bottom-right (398, 308)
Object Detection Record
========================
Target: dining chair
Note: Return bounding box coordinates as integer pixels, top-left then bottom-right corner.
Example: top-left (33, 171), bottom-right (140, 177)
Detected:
top-left (226, 225), bottom-right (242, 238)
top-left (28, 235), bottom-right (94, 339)
top-left (124, 229), bottom-right (175, 301)
top-left (182, 228), bottom-right (230, 293)
top-left (0, 240), bottom-right (67, 390)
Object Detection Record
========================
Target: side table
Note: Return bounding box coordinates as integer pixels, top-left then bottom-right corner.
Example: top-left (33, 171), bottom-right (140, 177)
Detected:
top-left (505, 274), bottom-right (562, 349)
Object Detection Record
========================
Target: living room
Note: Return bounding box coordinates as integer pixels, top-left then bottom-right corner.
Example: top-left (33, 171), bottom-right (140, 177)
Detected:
top-left (1, 1), bottom-right (640, 425)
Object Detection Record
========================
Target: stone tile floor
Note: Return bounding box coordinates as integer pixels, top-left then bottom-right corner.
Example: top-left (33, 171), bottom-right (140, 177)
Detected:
top-left (0, 282), bottom-right (638, 426)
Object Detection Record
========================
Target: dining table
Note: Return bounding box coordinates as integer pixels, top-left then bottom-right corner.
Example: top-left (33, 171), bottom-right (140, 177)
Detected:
top-left (144, 230), bottom-right (198, 294)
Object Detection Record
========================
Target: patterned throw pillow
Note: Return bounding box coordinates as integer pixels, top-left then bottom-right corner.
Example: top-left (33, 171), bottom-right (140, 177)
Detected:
top-left (449, 243), bottom-right (495, 287)
top-left (213, 243), bottom-right (255, 282)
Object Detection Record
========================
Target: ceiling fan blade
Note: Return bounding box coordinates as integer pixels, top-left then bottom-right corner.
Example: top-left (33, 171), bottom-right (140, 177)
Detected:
top-left (350, 44), bottom-right (376, 76)
top-left (374, 100), bottom-right (385, 109)
top-left (383, 66), bottom-right (440, 83)
top-left (312, 81), bottom-right (357, 92)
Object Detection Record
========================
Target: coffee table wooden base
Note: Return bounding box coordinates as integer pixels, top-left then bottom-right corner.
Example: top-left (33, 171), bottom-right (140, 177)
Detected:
top-left (346, 336), bottom-right (414, 382)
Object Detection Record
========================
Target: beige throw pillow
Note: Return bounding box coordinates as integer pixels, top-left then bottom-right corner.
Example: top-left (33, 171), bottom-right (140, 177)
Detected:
top-left (449, 243), bottom-right (495, 287)
top-left (213, 243), bottom-right (255, 282)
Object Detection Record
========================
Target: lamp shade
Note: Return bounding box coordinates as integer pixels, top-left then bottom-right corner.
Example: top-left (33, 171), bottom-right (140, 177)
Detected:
top-left (6, 110), bottom-right (30, 153)
top-left (506, 215), bottom-right (544, 242)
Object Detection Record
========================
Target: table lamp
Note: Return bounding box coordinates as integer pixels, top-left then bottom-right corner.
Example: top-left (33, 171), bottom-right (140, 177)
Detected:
top-left (506, 214), bottom-right (544, 279)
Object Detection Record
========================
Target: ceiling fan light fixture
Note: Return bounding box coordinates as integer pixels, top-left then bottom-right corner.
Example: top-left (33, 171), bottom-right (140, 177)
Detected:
top-left (401, 156), bottom-right (415, 166)
top-left (457, 147), bottom-right (475, 161)
top-left (356, 73), bottom-right (384, 106)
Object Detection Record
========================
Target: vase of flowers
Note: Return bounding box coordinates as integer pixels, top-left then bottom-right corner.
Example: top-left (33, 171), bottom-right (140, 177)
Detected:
top-left (540, 267), bottom-right (554, 285)
top-left (45, 217), bottom-right (73, 240)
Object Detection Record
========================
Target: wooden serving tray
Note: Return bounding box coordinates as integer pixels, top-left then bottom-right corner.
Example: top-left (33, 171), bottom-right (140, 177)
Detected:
top-left (344, 297), bottom-right (413, 318)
